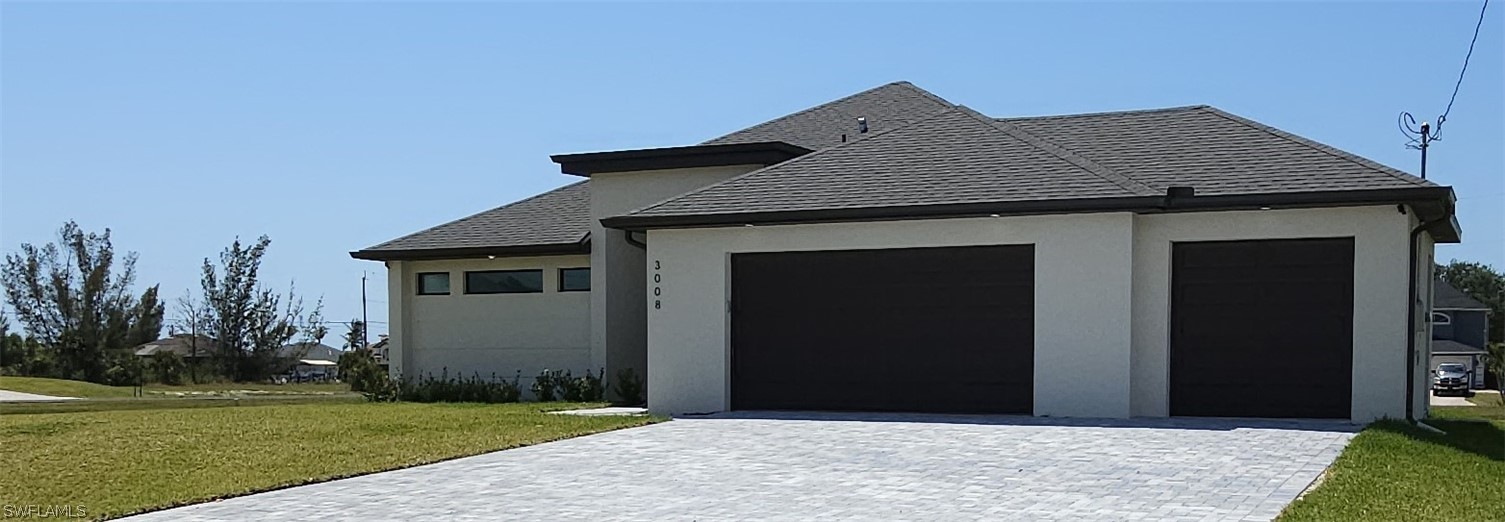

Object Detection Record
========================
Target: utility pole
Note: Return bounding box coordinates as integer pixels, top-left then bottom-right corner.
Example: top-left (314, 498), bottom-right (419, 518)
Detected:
top-left (359, 273), bottom-right (368, 352)
top-left (1419, 121), bottom-right (1431, 180)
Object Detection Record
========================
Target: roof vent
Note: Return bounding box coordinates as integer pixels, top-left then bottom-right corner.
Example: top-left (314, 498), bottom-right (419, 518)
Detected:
top-left (857, 117), bottom-right (868, 134)
top-left (1166, 186), bottom-right (1195, 198)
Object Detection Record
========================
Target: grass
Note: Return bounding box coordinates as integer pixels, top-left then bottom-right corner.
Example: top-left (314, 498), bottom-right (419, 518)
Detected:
top-left (1278, 397), bottom-right (1504, 521)
top-left (1, 401), bottom-right (657, 520)
top-left (0, 376), bottom-right (354, 400)
top-left (0, 395), bottom-right (366, 415)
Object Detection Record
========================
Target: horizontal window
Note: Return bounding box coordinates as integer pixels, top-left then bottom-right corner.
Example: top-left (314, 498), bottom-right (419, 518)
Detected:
top-left (465, 270), bottom-right (543, 294)
top-left (560, 267), bottom-right (591, 292)
top-left (417, 272), bottom-right (450, 295)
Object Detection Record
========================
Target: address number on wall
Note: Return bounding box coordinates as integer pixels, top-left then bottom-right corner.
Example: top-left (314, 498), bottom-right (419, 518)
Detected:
top-left (653, 259), bottom-right (663, 310)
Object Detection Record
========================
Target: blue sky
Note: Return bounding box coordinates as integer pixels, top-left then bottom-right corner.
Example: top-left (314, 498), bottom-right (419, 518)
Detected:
top-left (2, 2), bottom-right (1501, 339)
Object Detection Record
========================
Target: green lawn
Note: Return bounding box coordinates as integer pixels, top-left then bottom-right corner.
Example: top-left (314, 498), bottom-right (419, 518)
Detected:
top-left (0, 376), bottom-right (354, 399)
top-left (1, 401), bottom-right (656, 520)
top-left (1278, 398), bottom-right (1504, 521)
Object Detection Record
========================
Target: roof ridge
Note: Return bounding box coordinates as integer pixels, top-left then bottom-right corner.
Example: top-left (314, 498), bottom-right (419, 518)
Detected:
top-left (365, 180), bottom-right (589, 250)
top-left (630, 107), bottom-right (966, 217)
top-left (700, 81), bottom-right (954, 146)
top-left (964, 106), bottom-right (1155, 196)
top-left (999, 105), bottom-right (1211, 122)
top-left (1197, 107), bottom-right (1432, 187)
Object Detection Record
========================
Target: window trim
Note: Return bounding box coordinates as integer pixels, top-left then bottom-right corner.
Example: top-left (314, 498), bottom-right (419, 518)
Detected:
top-left (416, 272), bottom-right (451, 295)
top-left (558, 267), bottom-right (591, 292)
top-left (464, 269), bottom-right (545, 295)
top-left (1431, 311), bottom-right (1452, 325)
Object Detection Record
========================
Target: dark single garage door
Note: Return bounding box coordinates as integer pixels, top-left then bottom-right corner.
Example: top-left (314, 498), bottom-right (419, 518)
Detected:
top-left (1170, 238), bottom-right (1354, 419)
top-left (730, 245), bottom-right (1034, 413)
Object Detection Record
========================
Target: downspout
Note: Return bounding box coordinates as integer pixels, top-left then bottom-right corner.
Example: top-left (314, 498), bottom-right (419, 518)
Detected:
top-left (623, 230), bottom-right (647, 250)
top-left (1405, 216), bottom-right (1446, 423)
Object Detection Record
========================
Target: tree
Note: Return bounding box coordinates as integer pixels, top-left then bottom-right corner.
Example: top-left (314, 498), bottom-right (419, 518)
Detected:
top-left (174, 289), bottom-right (215, 382)
top-left (342, 319), bottom-right (366, 351)
top-left (0, 221), bottom-right (164, 382)
top-left (199, 236), bottom-right (306, 381)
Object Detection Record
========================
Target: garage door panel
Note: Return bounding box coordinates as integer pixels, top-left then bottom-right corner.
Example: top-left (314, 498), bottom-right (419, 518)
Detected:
top-left (1171, 238), bottom-right (1354, 419)
top-left (731, 245), bottom-right (1034, 414)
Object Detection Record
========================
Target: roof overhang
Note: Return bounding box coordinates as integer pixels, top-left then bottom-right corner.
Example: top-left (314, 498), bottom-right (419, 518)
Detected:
top-left (551, 141), bottom-right (812, 177)
top-left (602, 186), bottom-right (1460, 242)
top-left (349, 240), bottom-right (590, 261)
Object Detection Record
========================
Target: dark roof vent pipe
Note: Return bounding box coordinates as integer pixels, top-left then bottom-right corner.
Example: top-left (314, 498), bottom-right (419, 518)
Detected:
top-left (857, 117), bottom-right (868, 134)
top-left (1163, 186), bottom-right (1195, 209)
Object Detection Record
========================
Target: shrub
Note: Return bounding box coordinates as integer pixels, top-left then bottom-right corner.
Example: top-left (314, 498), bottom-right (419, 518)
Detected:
top-left (390, 369), bottom-right (522, 403)
top-left (338, 349), bottom-right (387, 393)
top-left (576, 368), bottom-right (606, 402)
top-left (531, 369), bottom-right (562, 401)
top-left (150, 352), bottom-right (186, 385)
top-left (613, 368), bottom-right (644, 406)
top-left (101, 355), bottom-right (143, 387)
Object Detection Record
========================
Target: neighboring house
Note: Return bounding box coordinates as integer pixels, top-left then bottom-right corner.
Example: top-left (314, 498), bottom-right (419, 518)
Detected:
top-left (133, 334), bottom-right (218, 359)
top-left (277, 342), bottom-right (343, 381)
top-left (353, 82), bottom-right (1461, 422)
top-left (1431, 279), bottom-right (1491, 389)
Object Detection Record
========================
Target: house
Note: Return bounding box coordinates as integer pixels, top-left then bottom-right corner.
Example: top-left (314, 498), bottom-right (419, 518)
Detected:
top-left (133, 334), bottom-right (219, 359)
top-left (1431, 279), bottom-right (1491, 389)
top-left (277, 342), bottom-right (343, 381)
top-left (352, 82), bottom-right (1460, 422)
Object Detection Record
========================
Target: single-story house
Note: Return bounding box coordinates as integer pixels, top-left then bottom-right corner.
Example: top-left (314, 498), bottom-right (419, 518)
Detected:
top-left (277, 342), bottom-right (343, 381)
top-left (1431, 279), bottom-right (1491, 389)
top-left (133, 334), bottom-right (219, 359)
top-left (353, 82), bottom-right (1461, 422)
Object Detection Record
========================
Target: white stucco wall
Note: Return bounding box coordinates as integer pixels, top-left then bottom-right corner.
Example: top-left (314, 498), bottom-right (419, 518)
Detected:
top-left (1131, 206), bottom-right (1415, 422)
top-left (391, 255), bottom-right (591, 387)
top-left (587, 165), bottom-right (762, 384)
top-left (646, 205), bottom-right (1424, 422)
top-left (646, 213), bottom-right (1137, 417)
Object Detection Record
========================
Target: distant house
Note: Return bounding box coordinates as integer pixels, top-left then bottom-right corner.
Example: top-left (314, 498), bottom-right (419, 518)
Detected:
top-left (133, 334), bottom-right (218, 359)
top-left (1431, 280), bottom-right (1491, 389)
top-left (277, 342), bottom-right (344, 381)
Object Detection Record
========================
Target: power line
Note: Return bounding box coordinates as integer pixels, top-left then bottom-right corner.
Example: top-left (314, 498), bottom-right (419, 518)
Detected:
top-left (1433, 0), bottom-right (1490, 140)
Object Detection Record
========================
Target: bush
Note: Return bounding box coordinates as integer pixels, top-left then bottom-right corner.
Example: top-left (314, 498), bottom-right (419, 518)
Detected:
top-left (570, 368), bottom-right (606, 402)
top-left (101, 355), bottom-right (143, 387)
top-left (389, 369), bottom-right (522, 403)
top-left (531, 369), bottom-right (562, 401)
top-left (150, 352), bottom-right (186, 385)
top-left (338, 349), bottom-right (387, 393)
top-left (613, 368), bottom-right (644, 406)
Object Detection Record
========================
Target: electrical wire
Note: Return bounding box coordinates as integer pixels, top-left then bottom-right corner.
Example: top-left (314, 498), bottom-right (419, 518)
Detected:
top-left (1432, 0), bottom-right (1491, 141)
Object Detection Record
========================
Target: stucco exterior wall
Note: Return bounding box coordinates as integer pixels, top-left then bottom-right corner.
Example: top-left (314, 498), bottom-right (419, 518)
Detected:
top-left (391, 255), bottom-right (591, 389)
top-left (645, 213), bottom-right (1137, 417)
top-left (587, 165), bottom-right (762, 385)
top-left (646, 205), bottom-right (1423, 422)
top-left (1132, 206), bottom-right (1416, 422)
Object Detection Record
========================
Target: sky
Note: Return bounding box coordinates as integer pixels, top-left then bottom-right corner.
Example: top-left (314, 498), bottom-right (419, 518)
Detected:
top-left (2, 1), bottom-right (1502, 340)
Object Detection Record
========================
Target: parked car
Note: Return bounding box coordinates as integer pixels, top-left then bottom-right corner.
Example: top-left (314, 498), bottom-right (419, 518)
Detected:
top-left (1432, 363), bottom-right (1472, 396)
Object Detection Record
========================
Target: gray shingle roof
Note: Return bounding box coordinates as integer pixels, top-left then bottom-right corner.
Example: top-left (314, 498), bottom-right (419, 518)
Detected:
top-left (1003, 106), bottom-right (1434, 195)
top-left (352, 181), bottom-right (590, 259)
top-left (630, 107), bottom-right (1146, 218)
top-left (702, 81), bottom-right (955, 151)
top-left (1435, 279), bottom-right (1489, 310)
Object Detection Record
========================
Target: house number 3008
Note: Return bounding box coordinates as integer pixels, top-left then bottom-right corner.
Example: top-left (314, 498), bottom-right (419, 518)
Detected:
top-left (653, 260), bottom-right (663, 310)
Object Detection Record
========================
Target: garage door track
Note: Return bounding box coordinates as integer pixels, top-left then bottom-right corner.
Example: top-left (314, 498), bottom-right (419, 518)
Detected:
top-left (125, 412), bottom-right (1356, 521)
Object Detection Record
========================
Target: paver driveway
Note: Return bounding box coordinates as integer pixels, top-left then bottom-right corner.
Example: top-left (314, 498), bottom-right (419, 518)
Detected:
top-left (124, 412), bottom-right (1356, 521)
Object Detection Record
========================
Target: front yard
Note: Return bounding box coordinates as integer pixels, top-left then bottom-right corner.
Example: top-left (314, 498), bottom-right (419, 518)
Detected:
top-left (1279, 392), bottom-right (1505, 521)
top-left (1, 401), bottom-right (656, 520)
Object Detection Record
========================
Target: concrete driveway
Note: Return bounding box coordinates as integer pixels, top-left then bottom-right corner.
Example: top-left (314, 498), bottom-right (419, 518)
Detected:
top-left (0, 389), bottom-right (79, 402)
top-left (124, 412), bottom-right (1356, 522)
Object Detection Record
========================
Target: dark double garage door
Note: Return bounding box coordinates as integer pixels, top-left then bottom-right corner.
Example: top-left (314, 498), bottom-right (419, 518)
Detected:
top-left (728, 238), bottom-right (1355, 419)
top-left (731, 245), bottom-right (1035, 414)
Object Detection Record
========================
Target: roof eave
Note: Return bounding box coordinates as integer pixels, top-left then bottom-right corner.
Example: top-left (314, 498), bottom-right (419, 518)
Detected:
top-left (602, 187), bottom-right (1460, 235)
top-left (550, 142), bottom-right (812, 177)
top-left (349, 241), bottom-right (591, 261)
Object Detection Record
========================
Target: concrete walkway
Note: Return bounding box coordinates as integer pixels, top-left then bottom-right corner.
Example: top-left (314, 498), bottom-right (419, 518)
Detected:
top-left (123, 412), bottom-right (1355, 521)
top-left (1430, 394), bottom-right (1476, 407)
top-left (0, 389), bottom-right (79, 402)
